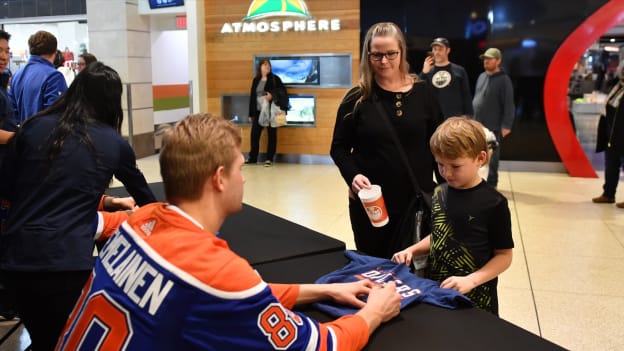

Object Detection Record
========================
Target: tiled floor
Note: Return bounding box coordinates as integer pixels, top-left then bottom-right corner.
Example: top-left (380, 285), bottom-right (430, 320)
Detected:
top-left (1, 156), bottom-right (623, 351)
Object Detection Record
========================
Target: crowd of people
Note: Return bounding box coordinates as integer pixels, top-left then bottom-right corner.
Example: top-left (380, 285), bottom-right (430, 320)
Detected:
top-left (0, 22), bottom-right (522, 351)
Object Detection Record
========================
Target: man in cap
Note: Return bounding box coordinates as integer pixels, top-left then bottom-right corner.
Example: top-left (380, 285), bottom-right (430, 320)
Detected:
top-left (420, 37), bottom-right (473, 119)
top-left (472, 48), bottom-right (515, 188)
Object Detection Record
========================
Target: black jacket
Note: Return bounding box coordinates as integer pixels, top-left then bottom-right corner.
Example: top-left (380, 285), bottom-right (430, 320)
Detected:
top-left (247, 73), bottom-right (287, 117)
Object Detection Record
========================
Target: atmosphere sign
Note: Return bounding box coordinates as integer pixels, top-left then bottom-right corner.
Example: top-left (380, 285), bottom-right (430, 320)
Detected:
top-left (221, 0), bottom-right (341, 34)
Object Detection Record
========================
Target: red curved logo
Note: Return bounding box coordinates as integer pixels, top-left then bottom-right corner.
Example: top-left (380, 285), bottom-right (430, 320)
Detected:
top-left (544, 1), bottom-right (624, 177)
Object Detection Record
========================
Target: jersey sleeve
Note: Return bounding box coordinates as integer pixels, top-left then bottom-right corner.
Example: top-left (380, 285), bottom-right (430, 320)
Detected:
top-left (93, 211), bottom-right (128, 242)
top-left (269, 283), bottom-right (300, 309)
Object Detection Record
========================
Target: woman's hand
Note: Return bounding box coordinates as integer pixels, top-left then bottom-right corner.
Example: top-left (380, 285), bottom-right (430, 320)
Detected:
top-left (265, 92), bottom-right (273, 101)
top-left (109, 196), bottom-right (136, 211)
top-left (351, 174), bottom-right (371, 194)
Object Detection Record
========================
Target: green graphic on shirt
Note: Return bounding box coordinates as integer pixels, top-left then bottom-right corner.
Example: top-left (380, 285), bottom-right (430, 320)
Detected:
top-left (244, 0), bottom-right (311, 21)
top-left (428, 186), bottom-right (493, 312)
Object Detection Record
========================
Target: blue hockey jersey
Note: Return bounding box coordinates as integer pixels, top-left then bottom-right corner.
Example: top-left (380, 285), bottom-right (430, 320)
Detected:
top-left (314, 251), bottom-right (473, 317)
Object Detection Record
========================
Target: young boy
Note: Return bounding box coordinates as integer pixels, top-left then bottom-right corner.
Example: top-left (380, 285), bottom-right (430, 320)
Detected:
top-left (392, 116), bottom-right (513, 315)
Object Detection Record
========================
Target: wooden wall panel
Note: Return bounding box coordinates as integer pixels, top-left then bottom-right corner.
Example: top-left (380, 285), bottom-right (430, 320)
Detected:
top-left (204, 0), bottom-right (360, 156)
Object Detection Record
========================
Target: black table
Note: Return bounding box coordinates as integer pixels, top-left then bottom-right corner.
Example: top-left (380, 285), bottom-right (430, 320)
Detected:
top-left (254, 250), bottom-right (567, 351)
top-left (106, 183), bottom-right (345, 265)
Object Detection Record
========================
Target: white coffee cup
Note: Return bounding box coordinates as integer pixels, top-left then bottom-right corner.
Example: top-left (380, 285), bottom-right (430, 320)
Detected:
top-left (358, 184), bottom-right (389, 227)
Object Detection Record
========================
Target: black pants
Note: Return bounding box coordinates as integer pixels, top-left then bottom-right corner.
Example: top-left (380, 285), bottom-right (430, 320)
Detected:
top-left (3, 270), bottom-right (91, 351)
top-left (248, 113), bottom-right (277, 162)
top-left (602, 149), bottom-right (624, 198)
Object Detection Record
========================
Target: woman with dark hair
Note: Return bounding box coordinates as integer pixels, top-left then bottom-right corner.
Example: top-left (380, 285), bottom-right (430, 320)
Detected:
top-left (246, 58), bottom-right (286, 166)
top-left (0, 62), bottom-right (156, 351)
top-left (76, 52), bottom-right (97, 73)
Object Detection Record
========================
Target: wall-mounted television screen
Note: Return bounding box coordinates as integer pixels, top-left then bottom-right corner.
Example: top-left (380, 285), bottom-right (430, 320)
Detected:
top-left (221, 94), bottom-right (315, 127)
top-left (285, 94), bottom-right (316, 126)
top-left (255, 56), bottom-right (320, 86)
top-left (149, 0), bottom-right (184, 9)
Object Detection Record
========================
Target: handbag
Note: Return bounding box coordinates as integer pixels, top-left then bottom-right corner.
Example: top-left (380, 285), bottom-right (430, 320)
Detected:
top-left (275, 110), bottom-right (287, 127)
top-left (268, 102), bottom-right (286, 128)
top-left (373, 97), bottom-right (432, 276)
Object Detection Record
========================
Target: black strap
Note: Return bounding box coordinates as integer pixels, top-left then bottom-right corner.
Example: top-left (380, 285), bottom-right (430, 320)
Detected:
top-left (373, 97), bottom-right (432, 209)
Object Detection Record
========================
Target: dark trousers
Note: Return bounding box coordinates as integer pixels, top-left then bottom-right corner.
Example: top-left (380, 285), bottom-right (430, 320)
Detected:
top-left (3, 270), bottom-right (91, 351)
top-left (248, 114), bottom-right (277, 162)
top-left (602, 149), bottom-right (624, 198)
top-left (487, 130), bottom-right (502, 187)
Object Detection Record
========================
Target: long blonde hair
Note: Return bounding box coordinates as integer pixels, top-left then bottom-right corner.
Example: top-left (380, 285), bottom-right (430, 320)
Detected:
top-left (355, 22), bottom-right (414, 106)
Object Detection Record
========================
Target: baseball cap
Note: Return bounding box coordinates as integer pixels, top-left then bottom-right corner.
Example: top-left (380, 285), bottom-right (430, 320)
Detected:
top-left (430, 37), bottom-right (450, 48)
top-left (480, 48), bottom-right (501, 59)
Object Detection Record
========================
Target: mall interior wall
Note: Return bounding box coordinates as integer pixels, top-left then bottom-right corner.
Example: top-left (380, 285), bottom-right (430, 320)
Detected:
top-left (203, 0), bottom-right (360, 155)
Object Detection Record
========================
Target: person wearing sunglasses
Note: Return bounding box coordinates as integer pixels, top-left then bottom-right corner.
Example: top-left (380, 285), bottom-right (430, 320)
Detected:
top-left (331, 22), bottom-right (443, 259)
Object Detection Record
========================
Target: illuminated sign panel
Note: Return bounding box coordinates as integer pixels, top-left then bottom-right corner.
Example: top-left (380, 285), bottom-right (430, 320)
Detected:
top-left (221, 0), bottom-right (341, 34)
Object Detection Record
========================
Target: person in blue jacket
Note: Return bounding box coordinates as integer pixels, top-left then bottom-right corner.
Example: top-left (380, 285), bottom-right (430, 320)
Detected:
top-left (0, 62), bottom-right (156, 351)
top-left (8, 30), bottom-right (67, 124)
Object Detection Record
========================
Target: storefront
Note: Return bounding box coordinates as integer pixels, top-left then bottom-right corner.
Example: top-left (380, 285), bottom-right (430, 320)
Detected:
top-left (3, 17), bottom-right (88, 73)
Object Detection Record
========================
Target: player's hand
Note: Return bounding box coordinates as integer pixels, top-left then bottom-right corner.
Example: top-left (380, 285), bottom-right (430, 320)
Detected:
top-left (440, 275), bottom-right (477, 295)
top-left (391, 249), bottom-right (413, 266)
top-left (364, 281), bottom-right (401, 323)
top-left (351, 174), bottom-right (371, 194)
top-left (328, 280), bottom-right (373, 309)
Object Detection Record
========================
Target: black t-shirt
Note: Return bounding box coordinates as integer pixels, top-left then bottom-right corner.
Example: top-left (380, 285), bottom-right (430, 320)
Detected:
top-left (427, 181), bottom-right (514, 314)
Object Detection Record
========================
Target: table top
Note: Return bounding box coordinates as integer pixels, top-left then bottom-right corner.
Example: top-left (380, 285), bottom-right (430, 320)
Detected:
top-left (107, 183), bottom-right (345, 265)
top-left (254, 251), bottom-right (567, 351)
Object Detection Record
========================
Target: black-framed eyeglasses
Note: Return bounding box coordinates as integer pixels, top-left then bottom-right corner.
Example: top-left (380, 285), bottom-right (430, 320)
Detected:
top-left (368, 51), bottom-right (400, 61)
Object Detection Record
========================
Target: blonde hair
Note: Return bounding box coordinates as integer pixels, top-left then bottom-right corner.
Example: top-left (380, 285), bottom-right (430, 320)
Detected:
top-left (355, 22), bottom-right (415, 106)
top-left (160, 113), bottom-right (242, 202)
top-left (430, 116), bottom-right (489, 162)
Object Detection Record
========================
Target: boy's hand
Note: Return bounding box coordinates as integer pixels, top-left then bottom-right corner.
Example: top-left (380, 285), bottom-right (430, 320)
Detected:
top-left (440, 275), bottom-right (477, 295)
top-left (391, 249), bottom-right (413, 266)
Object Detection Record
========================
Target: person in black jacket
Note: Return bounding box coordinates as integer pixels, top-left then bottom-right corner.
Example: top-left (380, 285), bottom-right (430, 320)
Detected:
top-left (330, 22), bottom-right (443, 258)
top-left (0, 62), bottom-right (156, 351)
top-left (247, 58), bottom-right (286, 167)
top-left (593, 61), bottom-right (624, 208)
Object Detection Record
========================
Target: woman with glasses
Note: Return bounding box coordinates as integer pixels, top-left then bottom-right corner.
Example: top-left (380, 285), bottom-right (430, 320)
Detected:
top-left (75, 52), bottom-right (97, 73)
top-left (330, 22), bottom-right (443, 258)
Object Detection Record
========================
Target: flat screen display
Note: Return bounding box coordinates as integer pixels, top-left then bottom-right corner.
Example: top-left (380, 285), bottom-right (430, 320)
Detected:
top-left (149, 0), bottom-right (184, 9)
top-left (286, 95), bottom-right (315, 125)
top-left (256, 56), bottom-right (320, 86)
